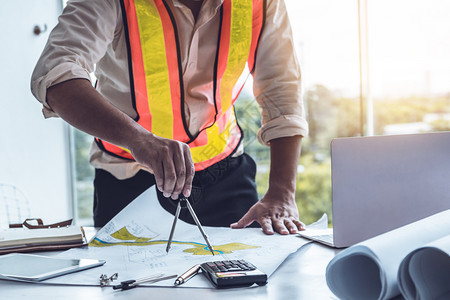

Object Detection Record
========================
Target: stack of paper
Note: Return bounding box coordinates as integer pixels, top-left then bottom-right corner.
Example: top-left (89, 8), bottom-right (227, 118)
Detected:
top-left (0, 226), bottom-right (86, 254)
top-left (325, 209), bottom-right (450, 300)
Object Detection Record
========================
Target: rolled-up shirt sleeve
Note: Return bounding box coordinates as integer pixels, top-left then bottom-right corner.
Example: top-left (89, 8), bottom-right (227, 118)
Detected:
top-left (30, 0), bottom-right (118, 118)
top-left (253, 0), bottom-right (309, 145)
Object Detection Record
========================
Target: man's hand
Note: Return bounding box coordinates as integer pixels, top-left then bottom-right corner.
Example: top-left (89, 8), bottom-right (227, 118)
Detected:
top-left (230, 192), bottom-right (305, 235)
top-left (230, 135), bottom-right (305, 235)
top-left (129, 133), bottom-right (194, 200)
top-left (47, 79), bottom-right (195, 199)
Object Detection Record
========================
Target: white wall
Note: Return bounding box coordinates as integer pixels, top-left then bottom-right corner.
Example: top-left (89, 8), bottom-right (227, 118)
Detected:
top-left (0, 1), bottom-right (73, 223)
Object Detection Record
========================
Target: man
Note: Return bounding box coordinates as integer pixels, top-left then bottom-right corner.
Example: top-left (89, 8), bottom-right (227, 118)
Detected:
top-left (31, 0), bottom-right (308, 235)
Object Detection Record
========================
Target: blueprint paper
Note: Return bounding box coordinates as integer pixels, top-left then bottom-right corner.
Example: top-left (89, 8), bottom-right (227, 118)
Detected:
top-left (42, 186), bottom-right (312, 287)
top-left (398, 235), bottom-right (450, 300)
top-left (325, 209), bottom-right (450, 300)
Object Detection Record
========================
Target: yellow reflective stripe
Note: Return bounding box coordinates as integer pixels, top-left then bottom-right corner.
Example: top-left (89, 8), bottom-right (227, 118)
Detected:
top-left (135, 0), bottom-right (173, 139)
top-left (191, 1), bottom-right (253, 164)
top-left (118, 146), bottom-right (131, 154)
top-left (220, 0), bottom-right (253, 115)
top-left (190, 110), bottom-right (239, 164)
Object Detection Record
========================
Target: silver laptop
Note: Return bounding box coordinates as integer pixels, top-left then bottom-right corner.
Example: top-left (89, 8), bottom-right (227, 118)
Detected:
top-left (298, 131), bottom-right (450, 248)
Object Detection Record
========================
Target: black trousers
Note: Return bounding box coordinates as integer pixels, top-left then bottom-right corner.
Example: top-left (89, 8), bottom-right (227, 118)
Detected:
top-left (93, 153), bottom-right (260, 228)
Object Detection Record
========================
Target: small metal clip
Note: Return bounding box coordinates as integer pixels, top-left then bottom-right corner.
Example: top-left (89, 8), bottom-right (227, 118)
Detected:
top-left (99, 273), bottom-right (119, 287)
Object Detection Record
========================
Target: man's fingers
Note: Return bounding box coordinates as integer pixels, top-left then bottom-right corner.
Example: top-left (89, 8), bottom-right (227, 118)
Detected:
top-left (259, 217), bottom-right (274, 235)
top-left (272, 219), bottom-right (289, 235)
top-left (171, 151), bottom-right (187, 200)
top-left (230, 211), bottom-right (256, 229)
top-left (293, 219), bottom-right (306, 231)
top-left (153, 161), bottom-right (165, 194)
top-left (182, 146), bottom-right (194, 198)
top-left (284, 219), bottom-right (299, 234)
top-left (130, 135), bottom-right (194, 200)
top-left (162, 156), bottom-right (177, 198)
top-left (230, 201), bottom-right (304, 236)
top-left (156, 142), bottom-right (193, 200)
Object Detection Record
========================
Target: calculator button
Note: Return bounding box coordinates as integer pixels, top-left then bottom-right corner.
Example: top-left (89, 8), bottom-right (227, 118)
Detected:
top-left (225, 267), bottom-right (243, 272)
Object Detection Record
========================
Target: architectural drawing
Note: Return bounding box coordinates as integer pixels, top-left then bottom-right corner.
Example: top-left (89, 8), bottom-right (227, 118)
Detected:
top-left (90, 225), bottom-right (259, 255)
top-left (49, 187), bottom-right (317, 287)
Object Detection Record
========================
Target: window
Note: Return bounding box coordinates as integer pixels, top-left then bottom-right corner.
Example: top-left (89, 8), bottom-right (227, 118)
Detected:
top-left (283, 0), bottom-right (361, 225)
top-left (368, 0), bottom-right (450, 135)
top-left (71, 128), bottom-right (95, 225)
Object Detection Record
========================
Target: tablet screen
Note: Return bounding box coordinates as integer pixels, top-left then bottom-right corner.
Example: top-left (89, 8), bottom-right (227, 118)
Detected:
top-left (0, 253), bottom-right (105, 281)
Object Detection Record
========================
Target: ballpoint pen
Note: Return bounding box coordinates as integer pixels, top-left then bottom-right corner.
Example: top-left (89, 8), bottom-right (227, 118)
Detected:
top-left (166, 197), bottom-right (215, 256)
top-left (174, 264), bottom-right (201, 286)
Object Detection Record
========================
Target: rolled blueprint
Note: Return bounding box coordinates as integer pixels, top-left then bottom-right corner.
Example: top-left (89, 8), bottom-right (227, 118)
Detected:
top-left (325, 209), bottom-right (450, 300)
top-left (397, 235), bottom-right (450, 300)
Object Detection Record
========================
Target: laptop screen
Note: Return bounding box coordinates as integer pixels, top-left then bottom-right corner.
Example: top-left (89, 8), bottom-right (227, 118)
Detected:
top-left (330, 132), bottom-right (450, 248)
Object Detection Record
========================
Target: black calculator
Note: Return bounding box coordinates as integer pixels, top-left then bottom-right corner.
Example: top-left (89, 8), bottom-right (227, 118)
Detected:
top-left (200, 259), bottom-right (267, 288)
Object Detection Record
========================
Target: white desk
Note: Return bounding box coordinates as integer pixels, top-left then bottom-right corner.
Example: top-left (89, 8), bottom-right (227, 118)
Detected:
top-left (0, 239), bottom-right (340, 300)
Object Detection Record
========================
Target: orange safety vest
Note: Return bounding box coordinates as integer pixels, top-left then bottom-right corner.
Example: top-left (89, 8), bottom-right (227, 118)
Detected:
top-left (96, 0), bottom-right (265, 171)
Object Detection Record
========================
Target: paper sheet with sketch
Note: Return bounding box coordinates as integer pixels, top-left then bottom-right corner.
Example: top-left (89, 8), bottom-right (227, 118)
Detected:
top-left (44, 186), bottom-right (315, 288)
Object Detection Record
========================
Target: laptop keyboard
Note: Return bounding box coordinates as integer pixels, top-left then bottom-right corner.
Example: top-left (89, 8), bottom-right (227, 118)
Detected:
top-left (309, 234), bottom-right (333, 244)
top-left (298, 228), bottom-right (334, 245)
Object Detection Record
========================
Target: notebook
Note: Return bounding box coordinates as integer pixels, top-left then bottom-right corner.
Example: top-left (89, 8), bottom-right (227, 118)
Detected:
top-left (0, 226), bottom-right (86, 254)
top-left (298, 131), bottom-right (450, 248)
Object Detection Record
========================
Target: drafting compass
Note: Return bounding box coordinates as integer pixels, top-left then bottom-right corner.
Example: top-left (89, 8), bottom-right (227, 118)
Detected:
top-left (166, 197), bottom-right (215, 255)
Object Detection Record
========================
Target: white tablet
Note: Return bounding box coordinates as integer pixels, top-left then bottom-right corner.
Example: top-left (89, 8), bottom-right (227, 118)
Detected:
top-left (0, 253), bottom-right (105, 282)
